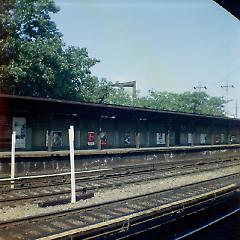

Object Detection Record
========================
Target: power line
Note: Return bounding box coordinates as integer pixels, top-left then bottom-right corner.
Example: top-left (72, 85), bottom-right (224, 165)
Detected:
top-left (193, 82), bottom-right (207, 92)
top-left (205, 52), bottom-right (240, 89)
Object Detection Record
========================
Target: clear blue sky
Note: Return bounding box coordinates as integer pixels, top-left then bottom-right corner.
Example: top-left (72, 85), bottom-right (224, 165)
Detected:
top-left (52, 0), bottom-right (240, 117)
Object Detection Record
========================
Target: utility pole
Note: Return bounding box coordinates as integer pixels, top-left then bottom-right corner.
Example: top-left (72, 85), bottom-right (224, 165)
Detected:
top-left (236, 99), bottom-right (238, 118)
top-left (220, 80), bottom-right (234, 116)
top-left (193, 81), bottom-right (207, 92)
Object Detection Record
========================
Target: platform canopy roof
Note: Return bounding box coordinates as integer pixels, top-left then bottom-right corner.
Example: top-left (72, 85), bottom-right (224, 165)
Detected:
top-left (1, 94), bottom-right (240, 126)
top-left (214, 0), bottom-right (240, 20)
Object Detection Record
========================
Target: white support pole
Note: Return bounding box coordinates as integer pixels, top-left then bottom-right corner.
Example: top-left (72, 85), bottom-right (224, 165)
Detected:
top-left (69, 125), bottom-right (76, 203)
top-left (11, 131), bottom-right (16, 189)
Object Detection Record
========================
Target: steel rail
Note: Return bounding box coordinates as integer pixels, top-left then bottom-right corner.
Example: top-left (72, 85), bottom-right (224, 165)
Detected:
top-left (0, 174), bottom-right (239, 240)
top-left (0, 158), bottom-right (239, 206)
top-left (0, 159), bottom-right (239, 205)
top-left (1, 152), bottom-right (239, 184)
top-left (1, 153), bottom-right (239, 190)
top-left (175, 207), bottom-right (240, 240)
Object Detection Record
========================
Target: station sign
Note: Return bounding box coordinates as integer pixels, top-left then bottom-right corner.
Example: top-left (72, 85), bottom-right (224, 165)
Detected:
top-left (156, 133), bottom-right (165, 145)
top-left (87, 132), bottom-right (95, 146)
top-left (12, 117), bottom-right (26, 149)
top-left (220, 133), bottom-right (225, 143)
top-left (52, 131), bottom-right (63, 147)
top-left (200, 133), bottom-right (207, 144)
top-left (188, 133), bottom-right (193, 144)
top-left (124, 134), bottom-right (131, 145)
top-left (45, 130), bottom-right (63, 147)
top-left (100, 132), bottom-right (107, 145)
top-left (230, 135), bottom-right (236, 143)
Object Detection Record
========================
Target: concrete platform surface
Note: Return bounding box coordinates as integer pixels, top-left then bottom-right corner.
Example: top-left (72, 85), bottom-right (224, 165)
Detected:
top-left (0, 144), bottom-right (240, 159)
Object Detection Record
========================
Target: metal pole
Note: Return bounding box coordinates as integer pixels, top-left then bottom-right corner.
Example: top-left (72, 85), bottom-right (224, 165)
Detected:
top-left (166, 130), bottom-right (170, 147)
top-left (132, 81), bottom-right (137, 99)
top-left (136, 119), bottom-right (140, 148)
top-left (69, 125), bottom-right (76, 203)
top-left (220, 81), bottom-right (234, 116)
top-left (236, 100), bottom-right (238, 118)
top-left (98, 117), bottom-right (102, 150)
top-left (226, 80), bottom-right (229, 115)
top-left (11, 131), bottom-right (16, 189)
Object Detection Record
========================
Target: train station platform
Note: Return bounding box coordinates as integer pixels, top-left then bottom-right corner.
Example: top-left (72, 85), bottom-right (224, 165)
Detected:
top-left (1, 144), bottom-right (240, 159)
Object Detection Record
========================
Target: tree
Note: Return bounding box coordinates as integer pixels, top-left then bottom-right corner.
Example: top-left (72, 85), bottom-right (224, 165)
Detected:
top-left (0, 0), bottom-right (100, 100)
top-left (133, 90), bottom-right (225, 116)
top-left (100, 85), bottom-right (225, 116)
top-left (12, 0), bottom-right (61, 41)
top-left (64, 47), bottom-right (99, 101)
top-left (0, 0), bottom-right (15, 93)
top-left (104, 86), bottom-right (133, 105)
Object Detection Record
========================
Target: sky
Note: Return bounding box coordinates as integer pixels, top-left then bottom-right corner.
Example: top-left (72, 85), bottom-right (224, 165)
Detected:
top-left (52, 0), bottom-right (240, 117)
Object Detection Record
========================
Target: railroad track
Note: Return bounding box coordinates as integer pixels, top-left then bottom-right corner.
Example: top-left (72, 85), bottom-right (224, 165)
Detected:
top-left (0, 157), bottom-right (239, 207)
top-left (0, 173), bottom-right (239, 240)
top-left (1, 153), bottom-right (239, 190)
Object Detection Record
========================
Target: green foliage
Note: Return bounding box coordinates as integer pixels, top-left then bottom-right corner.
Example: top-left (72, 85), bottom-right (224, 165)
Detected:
top-left (0, 0), bottom-right (99, 100)
top-left (64, 47), bottom-right (99, 101)
top-left (9, 37), bottom-right (66, 96)
top-left (104, 87), bottom-right (133, 105)
top-left (0, 0), bottom-right (15, 92)
top-left (8, 38), bottom-right (99, 98)
top-left (101, 88), bottom-right (225, 116)
top-left (13, 0), bottom-right (61, 41)
top-left (133, 90), bottom-right (225, 116)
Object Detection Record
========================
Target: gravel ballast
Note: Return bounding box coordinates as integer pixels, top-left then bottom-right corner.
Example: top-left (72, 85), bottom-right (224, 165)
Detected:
top-left (0, 164), bottom-right (239, 222)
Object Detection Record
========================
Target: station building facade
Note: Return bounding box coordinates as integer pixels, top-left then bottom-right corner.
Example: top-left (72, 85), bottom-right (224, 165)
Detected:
top-left (0, 94), bottom-right (240, 151)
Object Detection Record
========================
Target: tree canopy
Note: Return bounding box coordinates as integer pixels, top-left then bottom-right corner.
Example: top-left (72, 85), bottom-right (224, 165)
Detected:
top-left (134, 90), bottom-right (225, 116)
top-left (0, 0), bottom-right (226, 116)
top-left (100, 87), bottom-right (225, 116)
top-left (0, 0), bottom-right (100, 100)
